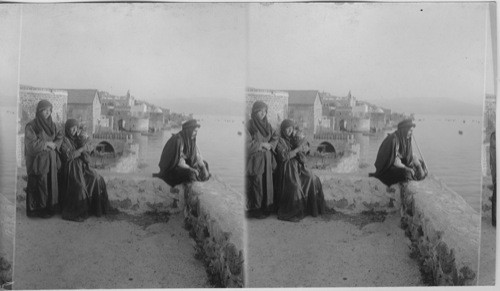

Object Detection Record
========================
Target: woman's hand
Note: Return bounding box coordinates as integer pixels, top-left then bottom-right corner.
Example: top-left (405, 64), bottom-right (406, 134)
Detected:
top-left (45, 141), bottom-right (57, 150)
top-left (261, 142), bottom-right (272, 151)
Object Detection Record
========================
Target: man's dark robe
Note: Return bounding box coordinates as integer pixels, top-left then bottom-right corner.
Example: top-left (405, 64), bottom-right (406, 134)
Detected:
top-left (370, 131), bottom-right (415, 186)
top-left (25, 116), bottom-right (63, 217)
top-left (157, 130), bottom-right (209, 187)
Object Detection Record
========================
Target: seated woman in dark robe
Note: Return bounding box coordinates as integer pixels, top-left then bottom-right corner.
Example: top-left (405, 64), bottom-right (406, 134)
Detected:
top-left (369, 119), bottom-right (427, 186)
top-left (59, 119), bottom-right (116, 222)
top-left (275, 119), bottom-right (326, 222)
top-left (246, 101), bottom-right (279, 219)
top-left (154, 119), bottom-right (210, 187)
top-left (24, 100), bottom-right (63, 218)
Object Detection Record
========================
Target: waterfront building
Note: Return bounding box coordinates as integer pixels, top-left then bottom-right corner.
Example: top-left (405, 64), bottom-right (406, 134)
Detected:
top-left (67, 89), bottom-right (101, 134)
top-left (246, 87), bottom-right (289, 129)
top-left (131, 102), bottom-right (148, 116)
top-left (370, 108), bottom-right (387, 132)
top-left (287, 90), bottom-right (322, 136)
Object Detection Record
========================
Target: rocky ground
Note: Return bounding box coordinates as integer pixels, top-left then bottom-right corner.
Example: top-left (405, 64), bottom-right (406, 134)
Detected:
top-left (246, 210), bottom-right (422, 287)
top-left (13, 169), bottom-right (210, 289)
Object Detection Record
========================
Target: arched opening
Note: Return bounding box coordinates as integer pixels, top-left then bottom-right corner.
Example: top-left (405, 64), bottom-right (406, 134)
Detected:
top-left (317, 142), bottom-right (336, 154)
top-left (94, 141), bottom-right (115, 156)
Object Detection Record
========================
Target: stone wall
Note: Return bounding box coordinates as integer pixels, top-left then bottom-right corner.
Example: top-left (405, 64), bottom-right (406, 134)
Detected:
top-left (182, 179), bottom-right (244, 287)
top-left (246, 88), bottom-right (288, 129)
top-left (18, 85), bottom-right (68, 132)
top-left (399, 178), bottom-right (479, 285)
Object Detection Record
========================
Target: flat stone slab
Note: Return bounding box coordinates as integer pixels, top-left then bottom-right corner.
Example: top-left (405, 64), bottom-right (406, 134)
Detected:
top-left (102, 173), bottom-right (180, 215)
top-left (317, 172), bottom-right (400, 214)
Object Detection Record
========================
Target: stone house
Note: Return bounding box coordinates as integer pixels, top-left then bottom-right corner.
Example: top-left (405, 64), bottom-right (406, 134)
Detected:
top-left (18, 85), bottom-right (68, 131)
top-left (287, 90), bottom-right (322, 136)
top-left (66, 89), bottom-right (101, 134)
top-left (246, 87), bottom-right (289, 129)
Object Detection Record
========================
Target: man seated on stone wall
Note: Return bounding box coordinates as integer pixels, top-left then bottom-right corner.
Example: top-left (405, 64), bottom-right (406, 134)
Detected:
top-left (153, 119), bottom-right (210, 187)
top-left (369, 119), bottom-right (427, 186)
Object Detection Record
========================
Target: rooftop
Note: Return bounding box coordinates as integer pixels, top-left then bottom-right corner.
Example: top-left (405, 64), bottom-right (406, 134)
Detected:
top-left (287, 90), bottom-right (320, 105)
top-left (67, 89), bottom-right (98, 104)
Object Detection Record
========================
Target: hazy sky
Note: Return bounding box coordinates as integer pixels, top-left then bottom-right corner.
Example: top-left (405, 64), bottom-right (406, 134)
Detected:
top-left (0, 6), bottom-right (21, 106)
top-left (248, 2), bottom-right (494, 106)
top-left (18, 3), bottom-right (247, 112)
top-left (1, 2), bottom-right (496, 111)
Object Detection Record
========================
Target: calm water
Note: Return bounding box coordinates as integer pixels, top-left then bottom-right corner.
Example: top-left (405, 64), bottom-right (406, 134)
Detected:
top-left (133, 114), bottom-right (245, 193)
top-left (0, 108), bottom-right (484, 210)
top-left (0, 106), bottom-right (17, 204)
top-left (357, 114), bottom-right (483, 212)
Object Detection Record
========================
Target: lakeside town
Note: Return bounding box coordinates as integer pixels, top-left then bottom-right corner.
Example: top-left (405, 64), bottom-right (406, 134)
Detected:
top-left (16, 84), bottom-right (193, 169)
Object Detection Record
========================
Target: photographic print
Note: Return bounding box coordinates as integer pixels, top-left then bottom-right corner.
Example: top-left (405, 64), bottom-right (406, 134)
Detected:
top-left (245, 2), bottom-right (493, 287)
top-left (0, 5), bottom-right (21, 290)
top-left (13, 3), bottom-right (245, 289)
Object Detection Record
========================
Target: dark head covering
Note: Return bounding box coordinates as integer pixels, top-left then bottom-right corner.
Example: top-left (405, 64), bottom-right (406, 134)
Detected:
top-left (64, 119), bottom-right (79, 141)
top-left (280, 119), bottom-right (295, 146)
top-left (182, 119), bottom-right (201, 130)
top-left (33, 100), bottom-right (55, 137)
top-left (397, 119), bottom-right (416, 130)
top-left (249, 101), bottom-right (272, 137)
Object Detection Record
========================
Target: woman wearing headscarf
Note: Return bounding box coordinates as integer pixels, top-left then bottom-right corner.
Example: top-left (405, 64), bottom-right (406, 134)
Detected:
top-left (246, 101), bottom-right (279, 219)
top-left (155, 119), bottom-right (210, 187)
top-left (369, 119), bottom-right (427, 186)
top-left (24, 100), bottom-right (63, 218)
top-left (59, 119), bottom-right (115, 222)
top-left (275, 119), bottom-right (326, 222)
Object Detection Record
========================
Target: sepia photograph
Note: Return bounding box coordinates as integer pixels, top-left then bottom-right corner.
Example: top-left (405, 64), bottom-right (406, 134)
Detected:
top-left (245, 2), bottom-right (495, 287)
top-left (0, 1), bottom-right (499, 290)
top-left (10, 3), bottom-right (246, 289)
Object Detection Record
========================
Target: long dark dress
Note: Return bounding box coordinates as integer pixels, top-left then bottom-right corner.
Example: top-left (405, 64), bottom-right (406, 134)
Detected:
top-left (156, 130), bottom-right (209, 187)
top-left (25, 120), bottom-right (63, 217)
top-left (59, 136), bottom-right (112, 221)
top-left (275, 137), bottom-right (326, 221)
top-left (246, 120), bottom-right (278, 213)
